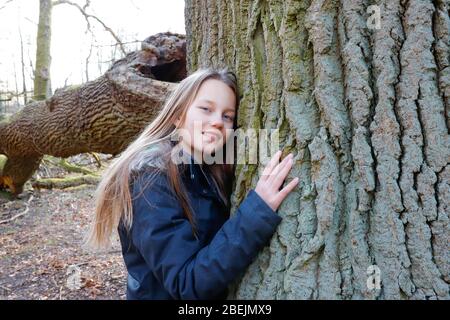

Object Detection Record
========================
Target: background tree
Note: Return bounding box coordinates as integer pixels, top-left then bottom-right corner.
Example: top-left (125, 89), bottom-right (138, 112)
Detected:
top-left (32, 0), bottom-right (127, 101)
top-left (33, 0), bottom-right (52, 100)
top-left (19, 24), bottom-right (28, 104)
top-left (185, 0), bottom-right (449, 299)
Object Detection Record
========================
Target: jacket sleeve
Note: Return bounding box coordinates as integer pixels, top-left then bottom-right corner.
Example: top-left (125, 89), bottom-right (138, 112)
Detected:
top-left (130, 170), bottom-right (282, 300)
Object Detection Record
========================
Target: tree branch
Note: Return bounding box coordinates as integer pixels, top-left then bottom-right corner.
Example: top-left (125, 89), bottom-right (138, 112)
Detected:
top-left (0, 195), bottom-right (34, 225)
top-left (52, 0), bottom-right (126, 55)
top-left (0, 0), bottom-right (14, 11)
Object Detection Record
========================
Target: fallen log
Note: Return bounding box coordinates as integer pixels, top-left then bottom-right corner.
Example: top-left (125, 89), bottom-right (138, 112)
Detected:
top-left (0, 32), bottom-right (186, 195)
top-left (31, 175), bottom-right (101, 190)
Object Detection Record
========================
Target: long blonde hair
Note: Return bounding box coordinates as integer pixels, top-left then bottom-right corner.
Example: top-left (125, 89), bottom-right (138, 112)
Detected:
top-left (85, 68), bottom-right (239, 249)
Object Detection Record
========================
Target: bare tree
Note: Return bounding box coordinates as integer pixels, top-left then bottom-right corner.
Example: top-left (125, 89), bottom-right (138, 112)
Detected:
top-left (18, 24), bottom-right (28, 104)
top-left (84, 35), bottom-right (94, 82)
top-left (33, 0), bottom-right (52, 101)
top-left (32, 0), bottom-right (127, 100)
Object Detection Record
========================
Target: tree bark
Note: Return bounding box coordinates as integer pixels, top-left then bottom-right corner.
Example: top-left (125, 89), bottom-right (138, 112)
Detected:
top-left (0, 32), bottom-right (186, 195)
top-left (186, 0), bottom-right (449, 299)
top-left (34, 0), bottom-right (53, 101)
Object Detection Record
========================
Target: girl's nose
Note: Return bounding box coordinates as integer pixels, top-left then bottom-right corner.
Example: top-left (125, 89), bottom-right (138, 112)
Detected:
top-left (210, 112), bottom-right (224, 128)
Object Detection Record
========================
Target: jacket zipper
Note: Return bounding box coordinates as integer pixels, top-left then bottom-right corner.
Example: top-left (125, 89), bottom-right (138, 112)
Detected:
top-left (190, 162), bottom-right (226, 206)
top-left (199, 164), bottom-right (227, 206)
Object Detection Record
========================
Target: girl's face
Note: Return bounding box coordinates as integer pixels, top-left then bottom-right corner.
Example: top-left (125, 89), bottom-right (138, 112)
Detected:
top-left (175, 79), bottom-right (236, 162)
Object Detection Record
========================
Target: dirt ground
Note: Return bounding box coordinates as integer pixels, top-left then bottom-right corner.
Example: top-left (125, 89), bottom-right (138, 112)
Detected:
top-left (0, 154), bottom-right (127, 300)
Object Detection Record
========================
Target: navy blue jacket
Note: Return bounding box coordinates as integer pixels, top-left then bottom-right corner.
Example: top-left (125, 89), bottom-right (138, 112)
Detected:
top-left (118, 154), bottom-right (282, 300)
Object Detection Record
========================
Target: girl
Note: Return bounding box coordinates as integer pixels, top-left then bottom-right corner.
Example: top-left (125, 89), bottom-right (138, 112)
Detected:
top-left (86, 68), bottom-right (299, 300)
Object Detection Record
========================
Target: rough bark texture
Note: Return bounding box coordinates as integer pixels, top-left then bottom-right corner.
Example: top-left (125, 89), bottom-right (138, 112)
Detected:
top-left (186, 0), bottom-right (449, 299)
top-left (0, 32), bottom-right (186, 195)
top-left (34, 0), bottom-right (53, 101)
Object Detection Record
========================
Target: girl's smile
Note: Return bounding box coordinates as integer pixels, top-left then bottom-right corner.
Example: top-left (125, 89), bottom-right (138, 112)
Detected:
top-left (202, 130), bottom-right (220, 142)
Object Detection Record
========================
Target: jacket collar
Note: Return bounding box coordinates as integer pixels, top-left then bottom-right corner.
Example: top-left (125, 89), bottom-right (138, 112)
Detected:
top-left (183, 149), bottom-right (208, 183)
top-left (181, 150), bottom-right (227, 206)
top-left (170, 140), bottom-right (205, 182)
top-left (167, 140), bottom-right (226, 206)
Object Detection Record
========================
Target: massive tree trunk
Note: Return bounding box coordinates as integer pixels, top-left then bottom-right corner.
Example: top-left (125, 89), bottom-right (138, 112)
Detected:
top-left (186, 0), bottom-right (449, 299)
top-left (34, 0), bottom-right (53, 101)
top-left (0, 32), bottom-right (186, 195)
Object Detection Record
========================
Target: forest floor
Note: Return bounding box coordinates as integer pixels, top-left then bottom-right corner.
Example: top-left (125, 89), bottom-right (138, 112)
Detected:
top-left (0, 154), bottom-right (126, 300)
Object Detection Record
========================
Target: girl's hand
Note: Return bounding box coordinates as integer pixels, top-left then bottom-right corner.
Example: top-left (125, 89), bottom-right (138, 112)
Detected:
top-left (254, 150), bottom-right (299, 212)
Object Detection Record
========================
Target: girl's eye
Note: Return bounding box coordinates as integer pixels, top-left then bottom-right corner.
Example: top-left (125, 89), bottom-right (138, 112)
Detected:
top-left (199, 106), bottom-right (210, 111)
top-left (224, 115), bottom-right (234, 122)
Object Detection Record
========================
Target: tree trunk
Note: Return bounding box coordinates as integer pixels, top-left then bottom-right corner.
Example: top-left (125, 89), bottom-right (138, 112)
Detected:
top-left (0, 33), bottom-right (186, 195)
top-left (34, 0), bottom-right (53, 101)
top-left (19, 25), bottom-right (28, 104)
top-left (185, 0), bottom-right (449, 299)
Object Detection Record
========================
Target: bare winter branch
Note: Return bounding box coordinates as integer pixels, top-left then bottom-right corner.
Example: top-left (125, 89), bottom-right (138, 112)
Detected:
top-left (0, 0), bottom-right (14, 11)
top-left (52, 0), bottom-right (126, 55)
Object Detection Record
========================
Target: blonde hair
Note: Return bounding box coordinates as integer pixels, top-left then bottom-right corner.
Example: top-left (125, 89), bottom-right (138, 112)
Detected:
top-left (85, 68), bottom-right (239, 249)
